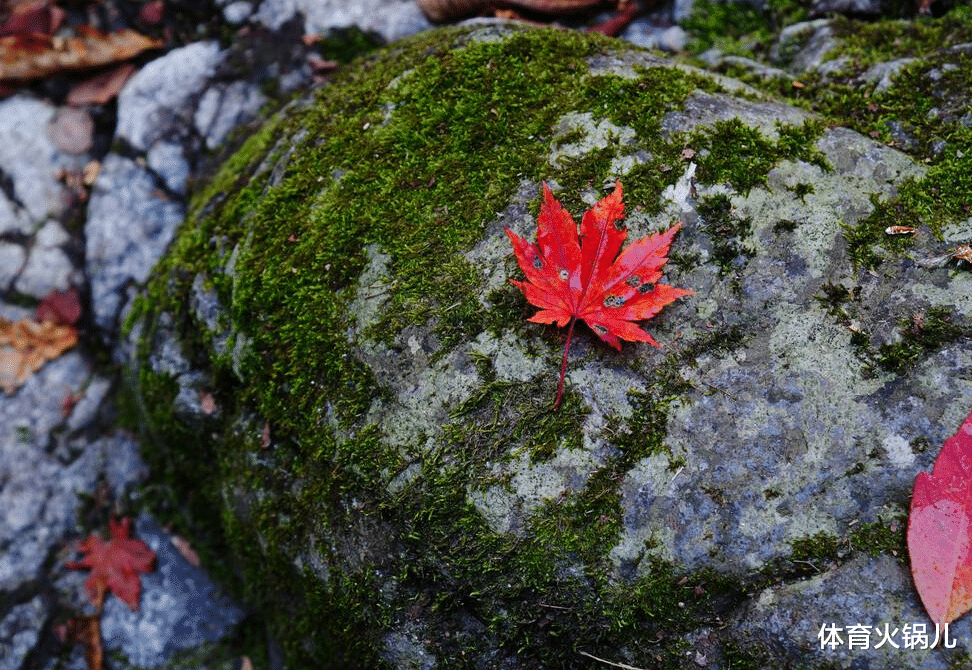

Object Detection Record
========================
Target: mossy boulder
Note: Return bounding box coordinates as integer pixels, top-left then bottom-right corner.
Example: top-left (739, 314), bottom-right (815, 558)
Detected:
top-left (125, 21), bottom-right (972, 669)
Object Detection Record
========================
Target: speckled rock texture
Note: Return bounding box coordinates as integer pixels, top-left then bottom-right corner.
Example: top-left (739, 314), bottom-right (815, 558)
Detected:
top-left (126, 15), bottom-right (972, 670)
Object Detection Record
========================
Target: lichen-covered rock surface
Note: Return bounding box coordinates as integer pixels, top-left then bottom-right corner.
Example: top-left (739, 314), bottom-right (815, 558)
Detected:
top-left (125, 16), bottom-right (972, 670)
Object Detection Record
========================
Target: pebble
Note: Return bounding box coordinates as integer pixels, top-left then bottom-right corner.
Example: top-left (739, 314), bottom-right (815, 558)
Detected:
top-left (115, 41), bottom-right (225, 153)
top-left (0, 96), bottom-right (87, 234)
top-left (85, 154), bottom-right (185, 333)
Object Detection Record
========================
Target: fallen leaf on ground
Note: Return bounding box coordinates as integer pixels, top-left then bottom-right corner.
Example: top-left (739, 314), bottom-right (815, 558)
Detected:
top-left (59, 615), bottom-right (104, 670)
top-left (506, 181), bottom-right (691, 407)
top-left (0, 316), bottom-right (77, 394)
top-left (170, 534), bottom-right (201, 567)
top-left (0, 0), bottom-right (64, 38)
top-left (585, 3), bottom-right (643, 36)
top-left (67, 63), bottom-right (136, 105)
top-left (138, 0), bottom-right (165, 25)
top-left (908, 407), bottom-right (972, 627)
top-left (0, 27), bottom-right (161, 82)
top-left (66, 517), bottom-right (156, 610)
top-left (37, 287), bottom-right (82, 326)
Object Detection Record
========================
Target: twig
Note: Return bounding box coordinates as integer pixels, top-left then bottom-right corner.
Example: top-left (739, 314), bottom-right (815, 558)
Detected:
top-left (578, 650), bottom-right (649, 670)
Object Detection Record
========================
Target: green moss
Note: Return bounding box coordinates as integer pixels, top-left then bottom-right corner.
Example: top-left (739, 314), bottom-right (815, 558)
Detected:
top-left (873, 306), bottom-right (967, 373)
top-left (704, 11), bottom-right (972, 270)
top-left (813, 282), bottom-right (861, 319)
top-left (313, 26), bottom-right (384, 64)
top-left (129, 20), bottom-right (907, 668)
top-left (681, 0), bottom-right (810, 56)
top-left (446, 361), bottom-right (589, 466)
top-left (691, 118), bottom-right (828, 195)
top-left (696, 193), bottom-right (754, 274)
top-left (790, 517), bottom-right (907, 565)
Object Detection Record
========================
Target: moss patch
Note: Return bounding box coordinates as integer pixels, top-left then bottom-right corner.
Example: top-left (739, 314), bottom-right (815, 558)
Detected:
top-left (127, 18), bottom-right (937, 669)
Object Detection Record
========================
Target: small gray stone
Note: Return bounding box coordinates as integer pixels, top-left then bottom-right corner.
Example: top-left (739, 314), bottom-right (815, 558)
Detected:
top-left (64, 376), bottom-right (113, 435)
top-left (147, 141), bottom-right (190, 195)
top-left (116, 42), bottom-right (225, 152)
top-left (85, 154), bottom-right (185, 333)
top-left (811, 0), bottom-right (882, 14)
top-left (35, 220), bottom-right (70, 247)
top-left (620, 20), bottom-right (677, 51)
top-left (0, 190), bottom-right (31, 237)
top-left (99, 432), bottom-right (149, 499)
top-left (14, 244), bottom-right (74, 299)
top-left (255, 0), bottom-right (431, 42)
top-left (863, 57), bottom-right (919, 94)
top-left (657, 25), bottom-right (689, 52)
top-left (194, 81), bottom-right (267, 150)
top-left (0, 243), bottom-right (26, 292)
top-left (99, 515), bottom-right (243, 668)
top-left (0, 354), bottom-right (123, 593)
top-left (672, 0), bottom-right (695, 22)
top-left (0, 95), bottom-right (86, 231)
top-left (222, 0), bottom-right (253, 24)
top-left (0, 596), bottom-right (46, 670)
top-left (771, 19), bottom-right (836, 71)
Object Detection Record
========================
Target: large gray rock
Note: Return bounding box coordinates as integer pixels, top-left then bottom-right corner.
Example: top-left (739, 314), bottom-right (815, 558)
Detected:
top-left (254, 0), bottom-right (432, 41)
top-left (126, 23), bottom-right (972, 669)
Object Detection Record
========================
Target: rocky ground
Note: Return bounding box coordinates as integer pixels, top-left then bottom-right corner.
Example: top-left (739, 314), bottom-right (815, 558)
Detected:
top-left (0, 0), bottom-right (960, 669)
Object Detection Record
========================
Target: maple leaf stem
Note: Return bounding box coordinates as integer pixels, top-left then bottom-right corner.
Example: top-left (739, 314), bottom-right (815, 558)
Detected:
top-left (554, 316), bottom-right (576, 410)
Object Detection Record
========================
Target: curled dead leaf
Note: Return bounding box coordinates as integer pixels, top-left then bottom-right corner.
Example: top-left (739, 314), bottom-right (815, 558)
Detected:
top-left (0, 27), bottom-right (161, 82)
top-left (170, 534), bottom-right (201, 567)
top-left (199, 389), bottom-right (216, 415)
top-left (61, 615), bottom-right (104, 670)
top-left (0, 0), bottom-right (64, 38)
top-left (37, 287), bottom-right (82, 326)
top-left (67, 63), bottom-right (136, 105)
top-left (0, 316), bottom-right (77, 394)
top-left (82, 160), bottom-right (100, 186)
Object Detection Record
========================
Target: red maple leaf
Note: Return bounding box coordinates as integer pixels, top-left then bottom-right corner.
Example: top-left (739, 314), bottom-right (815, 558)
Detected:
top-left (908, 408), bottom-right (972, 627)
top-left (506, 181), bottom-right (691, 408)
top-left (66, 517), bottom-right (156, 610)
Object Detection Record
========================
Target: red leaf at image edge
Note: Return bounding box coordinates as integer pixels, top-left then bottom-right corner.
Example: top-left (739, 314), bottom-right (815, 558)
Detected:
top-left (908, 408), bottom-right (972, 627)
top-left (506, 181), bottom-right (691, 408)
top-left (66, 517), bottom-right (156, 610)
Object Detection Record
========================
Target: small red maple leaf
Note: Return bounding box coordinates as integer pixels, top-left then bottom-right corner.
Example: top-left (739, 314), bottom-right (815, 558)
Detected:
top-left (506, 181), bottom-right (691, 408)
top-left (66, 517), bottom-right (156, 610)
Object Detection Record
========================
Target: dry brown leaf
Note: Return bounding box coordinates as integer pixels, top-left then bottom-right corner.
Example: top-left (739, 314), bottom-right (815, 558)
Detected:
top-left (138, 0), bottom-right (165, 25)
top-left (0, 0), bottom-right (64, 38)
top-left (0, 317), bottom-right (77, 394)
top-left (61, 615), bottom-right (104, 670)
top-left (199, 389), bottom-right (216, 415)
top-left (36, 287), bottom-right (82, 326)
top-left (67, 63), bottom-right (136, 105)
top-left (0, 27), bottom-right (161, 82)
top-left (82, 159), bottom-right (100, 186)
top-left (170, 534), bottom-right (201, 567)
